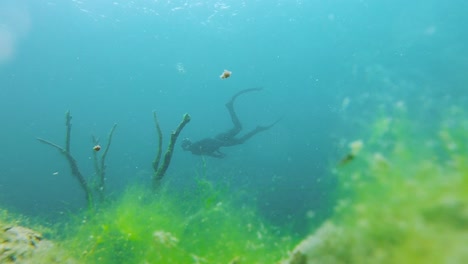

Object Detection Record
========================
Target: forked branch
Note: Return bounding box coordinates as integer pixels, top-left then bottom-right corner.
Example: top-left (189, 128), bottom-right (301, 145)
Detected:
top-left (152, 112), bottom-right (191, 189)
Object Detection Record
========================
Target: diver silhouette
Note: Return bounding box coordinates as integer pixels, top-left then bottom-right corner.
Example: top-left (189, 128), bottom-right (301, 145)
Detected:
top-left (181, 88), bottom-right (279, 158)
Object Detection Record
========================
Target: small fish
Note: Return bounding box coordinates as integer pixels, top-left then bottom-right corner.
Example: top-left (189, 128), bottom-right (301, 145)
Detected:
top-left (52, 171), bottom-right (59, 176)
top-left (220, 69), bottom-right (232, 79)
top-left (93, 145), bottom-right (101, 151)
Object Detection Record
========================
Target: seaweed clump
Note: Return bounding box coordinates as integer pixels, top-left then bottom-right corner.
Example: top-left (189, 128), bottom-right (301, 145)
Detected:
top-left (282, 105), bottom-right (468, 264)
top-left (51, 180), bottom-right (295, 264)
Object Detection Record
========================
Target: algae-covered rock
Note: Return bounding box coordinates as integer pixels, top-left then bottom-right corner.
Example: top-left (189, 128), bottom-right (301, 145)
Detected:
top-left (1, 225), bottom-right (49, 263)
top-left (281, 222), bottom-right (346, 264)
top-left (0, 224), bottom-right (76, 264)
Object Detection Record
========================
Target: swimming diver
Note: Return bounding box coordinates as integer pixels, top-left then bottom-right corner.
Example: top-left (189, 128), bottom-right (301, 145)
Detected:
top-left (181, 88), bottom-right (279, 158)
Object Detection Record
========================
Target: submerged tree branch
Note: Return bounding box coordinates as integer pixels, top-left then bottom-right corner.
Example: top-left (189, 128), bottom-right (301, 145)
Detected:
top-left (153, 113), bottom-right (191, 188)
top-left (152, 112), bottom-right (163, 172)
top-left (92, 123), bottom-right (117, 202)
top-left (37, 111), bottom-right (92, 207)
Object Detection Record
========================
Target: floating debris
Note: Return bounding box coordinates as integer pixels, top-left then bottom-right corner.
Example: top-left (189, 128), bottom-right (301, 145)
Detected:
top-left (220, 69), bottom-right (232, 79)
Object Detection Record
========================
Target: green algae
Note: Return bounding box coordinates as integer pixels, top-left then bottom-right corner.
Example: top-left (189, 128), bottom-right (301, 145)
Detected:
top-left (293, 106), bottom-right (468, 264)
top-left (53, 181), bottom-right (296, 264)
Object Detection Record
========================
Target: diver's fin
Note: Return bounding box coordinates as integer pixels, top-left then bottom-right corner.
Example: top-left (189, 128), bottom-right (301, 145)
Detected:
top-left (227, 87), bottom-right (263, 106)
top-left (257, 117), bottom-right (282, 131)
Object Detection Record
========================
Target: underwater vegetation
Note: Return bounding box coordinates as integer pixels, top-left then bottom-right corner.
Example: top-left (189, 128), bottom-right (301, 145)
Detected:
top-left (52, 180), bottom-right (295, 264)
top-left (283, 104), bottom-right (468, 264)
top-left (37, 111), bottom-right (191, 209)
top-left (1, 180), bottom-right (296, 263)
top-left (3, 97), bottom-right (467, 263)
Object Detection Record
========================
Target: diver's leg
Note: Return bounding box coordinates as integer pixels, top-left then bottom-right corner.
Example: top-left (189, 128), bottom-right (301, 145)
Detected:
top-left (226, 88), bottom-right (263, 129)
top-left (224, 118), bottom-right (281, 146)
top-left (226, 88), bottom-right (263, 107)
top-left (216, 88), bottom-right (263, 141)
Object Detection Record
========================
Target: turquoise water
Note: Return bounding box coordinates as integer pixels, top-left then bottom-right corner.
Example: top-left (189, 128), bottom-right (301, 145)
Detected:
top-left (1, 0), bottom-right (467, 236)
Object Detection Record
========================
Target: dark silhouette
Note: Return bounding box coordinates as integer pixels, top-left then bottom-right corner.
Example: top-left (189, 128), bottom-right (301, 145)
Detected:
top-left (181, 88), bottom-right (279, 158)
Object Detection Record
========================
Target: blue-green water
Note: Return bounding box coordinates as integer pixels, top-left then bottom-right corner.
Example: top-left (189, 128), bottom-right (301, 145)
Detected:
top-left (0, 0), bottom-right (467, 236)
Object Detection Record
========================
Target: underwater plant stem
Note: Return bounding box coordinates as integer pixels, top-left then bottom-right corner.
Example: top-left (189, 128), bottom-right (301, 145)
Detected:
top-left (98, 123), bottom-right (117, 195)
top-left (152, 111), bottom-right (163, 172)
top-left (36, 111), bottom-right (92, 208)
top-left (36, 137), bottom-right (63, 151)
top-left (65, 110), bottom-right (72, 152)
top-left (91, 143), bottom-right (102, 201)
top-left (153, 113), bottom-right (191, 188)
top-left (91, 123), bottom-right (117, 202)
top-left (37, 137), bottom-right (92, 207)
top-left (101, 124), bottom-right (117, 172)
top-left (92, 135), bottom-right (101, 185)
